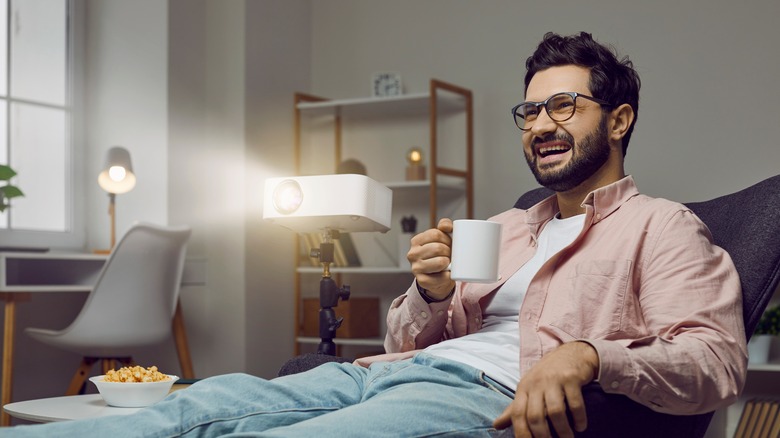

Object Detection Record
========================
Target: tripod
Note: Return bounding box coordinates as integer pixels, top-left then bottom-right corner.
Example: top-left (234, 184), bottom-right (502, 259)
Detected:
top-left (310, 229), bottom-right (351, 356)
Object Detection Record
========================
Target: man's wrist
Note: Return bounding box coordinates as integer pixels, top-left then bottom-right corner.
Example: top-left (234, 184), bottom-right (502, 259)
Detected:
top-left (417, 283), bottom-right (454, 303)
top-left (574, 341), bottom-right (600, 381)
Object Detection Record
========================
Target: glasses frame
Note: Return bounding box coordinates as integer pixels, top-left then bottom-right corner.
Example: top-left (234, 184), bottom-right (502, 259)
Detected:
top-left (511, 92), bottom-right (613, 131)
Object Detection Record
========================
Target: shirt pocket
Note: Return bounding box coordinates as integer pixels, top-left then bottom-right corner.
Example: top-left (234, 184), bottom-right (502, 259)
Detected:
top-left (549, 259), bottom-right (632, 339)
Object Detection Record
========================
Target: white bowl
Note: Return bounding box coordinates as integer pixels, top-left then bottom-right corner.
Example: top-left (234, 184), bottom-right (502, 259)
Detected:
top-left (89, 374), bottom-right (179, 407)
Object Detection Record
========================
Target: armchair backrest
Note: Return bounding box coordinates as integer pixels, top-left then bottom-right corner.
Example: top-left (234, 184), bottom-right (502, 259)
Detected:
top-left (513, 175), bottom-right (780, 339)
top-left (685, 175), bottom-right (780, 339)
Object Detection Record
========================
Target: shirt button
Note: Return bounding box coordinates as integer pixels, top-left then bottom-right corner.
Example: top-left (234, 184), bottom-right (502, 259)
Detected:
top-left (437, 310), bottom-right (444, 316)
top-left (474, 317), bottom-right (480, 323)
top-left (526, 314), bottom-right (532, 321)
top-left (596, 213), bottom-right (602, 220)
top-left (611, 381), bottom-right (619, 389)
top-left (420, 311), bottom-right (428, 319)
top-left (531, 241), bottom-right (537, 247)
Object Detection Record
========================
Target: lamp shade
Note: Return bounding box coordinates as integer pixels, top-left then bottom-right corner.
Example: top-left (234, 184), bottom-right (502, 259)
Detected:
top-left (97, 146), bottom-right (136, 194)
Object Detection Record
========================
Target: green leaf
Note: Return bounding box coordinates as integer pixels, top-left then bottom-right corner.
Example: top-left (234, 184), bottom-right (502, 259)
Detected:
top-left (0, 185), bottom-right (24, 198)
top-left (0, 165), bottom-right (16, 181)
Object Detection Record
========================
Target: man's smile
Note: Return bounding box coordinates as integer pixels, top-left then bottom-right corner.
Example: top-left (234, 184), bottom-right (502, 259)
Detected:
top-left (533, 140), bottom-right (573, 166)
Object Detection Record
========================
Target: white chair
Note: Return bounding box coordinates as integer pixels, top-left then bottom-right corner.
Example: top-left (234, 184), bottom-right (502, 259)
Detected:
top-left (25, 222), bottom-right (192, 395)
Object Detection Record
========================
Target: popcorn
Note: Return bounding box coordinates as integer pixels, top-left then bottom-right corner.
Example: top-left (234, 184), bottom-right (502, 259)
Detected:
top-left (104, 365), bottom-right (170, 383)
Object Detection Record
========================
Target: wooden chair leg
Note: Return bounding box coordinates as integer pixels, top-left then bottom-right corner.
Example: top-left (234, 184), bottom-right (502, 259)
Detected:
top-left (172, 299), bottom-right (195, 379)
top-left (66, 357), bottom-right (98, 395)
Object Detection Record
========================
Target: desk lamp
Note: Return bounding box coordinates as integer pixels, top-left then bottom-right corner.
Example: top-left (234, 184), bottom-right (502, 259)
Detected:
top-left (97, 146), bottom-right (136, 252)
top-left (264, 174), bottom-right (392, 355)
top-left (405, 146), bottom-right (426, 181)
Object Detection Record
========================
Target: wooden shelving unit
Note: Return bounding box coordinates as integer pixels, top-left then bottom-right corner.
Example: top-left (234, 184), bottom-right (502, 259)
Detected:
top-left (291, 79), bottom-right (474, 355)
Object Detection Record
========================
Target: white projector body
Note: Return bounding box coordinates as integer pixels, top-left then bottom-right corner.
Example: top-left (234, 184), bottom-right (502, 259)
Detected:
top-left (263, 174), bottom-right (392, 233)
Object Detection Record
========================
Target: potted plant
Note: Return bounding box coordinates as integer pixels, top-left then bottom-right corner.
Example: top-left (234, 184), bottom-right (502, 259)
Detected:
top-left (750, 304), bottom-right (780, 364)
top-left (0, 164), bottom-right (24, 212)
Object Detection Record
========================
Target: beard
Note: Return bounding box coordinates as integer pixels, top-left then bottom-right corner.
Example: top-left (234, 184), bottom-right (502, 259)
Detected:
top-left (525, 115), bottom-right (611, 192)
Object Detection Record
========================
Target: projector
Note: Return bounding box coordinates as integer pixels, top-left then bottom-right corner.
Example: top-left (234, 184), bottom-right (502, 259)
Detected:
top-left (263, 174), bottom-right (392, 233)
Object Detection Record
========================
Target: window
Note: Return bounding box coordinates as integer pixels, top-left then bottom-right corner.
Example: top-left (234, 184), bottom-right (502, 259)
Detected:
top-left (0, 0), bottom-right (76, 247)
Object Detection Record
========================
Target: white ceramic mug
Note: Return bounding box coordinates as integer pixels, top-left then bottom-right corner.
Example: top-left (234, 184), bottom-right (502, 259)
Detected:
top-left (449, 219), bottom-right (502, 283)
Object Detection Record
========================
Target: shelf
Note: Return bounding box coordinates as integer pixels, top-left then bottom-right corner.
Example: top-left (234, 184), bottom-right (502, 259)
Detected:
top-left (296, 336), bottom-right (385, 347)
top-left (297, 266), bottom-right (411, 274)
top-left (747, 361), bottom-right (780, 372)
top-left (297, 92), bottom-right (466, 118)
top-left (385, 179), bottom-right (465, 194)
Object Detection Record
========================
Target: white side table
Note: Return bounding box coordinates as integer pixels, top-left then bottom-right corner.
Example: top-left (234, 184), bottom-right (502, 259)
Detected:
top-left (3, 394), bottom-right (140, 423)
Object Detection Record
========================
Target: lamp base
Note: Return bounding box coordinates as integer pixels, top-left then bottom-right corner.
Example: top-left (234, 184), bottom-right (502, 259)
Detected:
top-left (406, 165), bottom-right (426, 181)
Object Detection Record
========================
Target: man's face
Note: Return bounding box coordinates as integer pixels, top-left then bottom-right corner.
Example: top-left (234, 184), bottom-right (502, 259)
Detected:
top-left (522, 65), bottom-right (611, 192)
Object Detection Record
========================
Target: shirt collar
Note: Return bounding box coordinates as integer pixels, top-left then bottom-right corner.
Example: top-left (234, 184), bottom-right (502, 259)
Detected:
top-left (525, 175), bottom-right (640, 237)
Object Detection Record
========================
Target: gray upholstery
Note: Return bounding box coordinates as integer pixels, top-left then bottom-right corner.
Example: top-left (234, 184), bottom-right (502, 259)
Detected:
top-left (280, 175), bottom-right (780, 437)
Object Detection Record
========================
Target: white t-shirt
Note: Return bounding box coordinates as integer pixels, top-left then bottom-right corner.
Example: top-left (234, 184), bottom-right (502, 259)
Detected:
top-left (424, 213), bottom-right (585, 390)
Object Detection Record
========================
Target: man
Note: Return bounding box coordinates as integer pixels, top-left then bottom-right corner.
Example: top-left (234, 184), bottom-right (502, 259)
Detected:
top-left (4, 32), bottom-right (745, 438)
top-left (377, 31), bottom-right (746, 437)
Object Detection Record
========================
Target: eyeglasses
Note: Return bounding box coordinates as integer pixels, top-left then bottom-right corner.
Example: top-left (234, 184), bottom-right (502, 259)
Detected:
top-left (511, 92), bottom-right (612, 131)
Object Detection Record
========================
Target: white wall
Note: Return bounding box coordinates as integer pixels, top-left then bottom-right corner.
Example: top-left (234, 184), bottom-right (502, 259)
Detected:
top-left (243, 0), bottom-right (312, 378)
top-left (167, 0), bottom-right (249, 377)
top-left (85, 0), bottom-right (168, 249)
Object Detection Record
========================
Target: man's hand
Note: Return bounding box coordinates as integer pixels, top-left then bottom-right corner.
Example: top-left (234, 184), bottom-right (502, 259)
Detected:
top-left (493, 341), bottom-right (600, 438)
top-left (407, 218), bottom-right (456, 300)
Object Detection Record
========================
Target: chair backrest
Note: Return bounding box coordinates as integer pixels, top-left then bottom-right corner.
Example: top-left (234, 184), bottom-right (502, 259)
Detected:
top-left (513, 175), bottom-right (780, 340)
top-left (59, 222), bottom-right (192, 349)
top-left (513, 177), bottom-right (780, 437)
top-left (685, 175), bottom-right (780, 338)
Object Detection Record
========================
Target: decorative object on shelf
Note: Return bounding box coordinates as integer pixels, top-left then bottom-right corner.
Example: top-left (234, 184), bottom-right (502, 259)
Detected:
top-left (398, 215), bottom-right (418, 269)
top-left (371, 72), bottom-right (402, 97)
top-left (0, 164), bottom-right (24, 213)
top-left (405, 147), bottom-right (426, 181)
top-left (263, 174), bottom-right (392, 356)
top-left (96, 147), bottom-right (136, 253)
top-left (336, 158), bottom-right (367, 176)
top-left (750, 304), bottom-right (780, 364)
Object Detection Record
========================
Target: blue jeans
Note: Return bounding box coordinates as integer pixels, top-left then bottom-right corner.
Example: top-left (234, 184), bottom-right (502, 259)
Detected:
top-left (3, 353), bottom-right (515, 437)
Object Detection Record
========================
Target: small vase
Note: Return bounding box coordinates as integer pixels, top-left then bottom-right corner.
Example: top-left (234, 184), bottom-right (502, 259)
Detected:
top-left (748, 334), bottom-right (773, 364)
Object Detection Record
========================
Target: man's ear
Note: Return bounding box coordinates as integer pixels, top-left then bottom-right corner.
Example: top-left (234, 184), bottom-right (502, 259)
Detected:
top-left (608, 103), bottom-right (634, 142)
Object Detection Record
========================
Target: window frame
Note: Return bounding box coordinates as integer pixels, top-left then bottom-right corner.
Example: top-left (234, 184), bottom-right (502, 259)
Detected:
top-left (0, 0), bottom-right (84, 250)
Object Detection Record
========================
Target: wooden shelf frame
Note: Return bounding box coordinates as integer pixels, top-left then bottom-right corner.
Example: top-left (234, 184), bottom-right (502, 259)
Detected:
top-left (291, 79), bottom-right (474, 354)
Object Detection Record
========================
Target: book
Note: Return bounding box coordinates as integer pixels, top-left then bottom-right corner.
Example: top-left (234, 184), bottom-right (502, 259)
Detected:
top-left (735, 398), bottom-right (780, 438)
top-left (758, 400), bottom-right (780, 438)
top-left (750, 400), bottom-right (771, 438)
top-left (735, 399), bottom-right (757, 438)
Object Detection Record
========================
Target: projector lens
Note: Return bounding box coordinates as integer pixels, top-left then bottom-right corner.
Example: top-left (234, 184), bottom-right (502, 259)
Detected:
top-left (273, 179), bottom-right (303, 215)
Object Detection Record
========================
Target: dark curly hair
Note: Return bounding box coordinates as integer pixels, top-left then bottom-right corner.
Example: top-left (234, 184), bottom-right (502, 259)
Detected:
top-left (525, 32), bottom-right (641, 155)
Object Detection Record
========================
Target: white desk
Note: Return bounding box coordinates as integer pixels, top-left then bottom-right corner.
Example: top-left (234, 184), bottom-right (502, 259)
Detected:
top-left (0, 251), bottom-right (199, 426)
top-left (3, 394), bottom-right (140, 423)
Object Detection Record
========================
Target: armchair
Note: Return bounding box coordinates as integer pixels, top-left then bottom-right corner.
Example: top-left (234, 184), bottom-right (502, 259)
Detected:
top-left (280, 174), bottom-right (780, 437)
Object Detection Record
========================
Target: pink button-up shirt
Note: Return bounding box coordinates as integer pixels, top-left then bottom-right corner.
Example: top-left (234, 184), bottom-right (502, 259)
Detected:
top-left (364, 176), bottom-right (746, 415)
